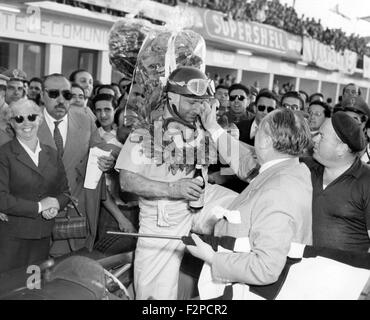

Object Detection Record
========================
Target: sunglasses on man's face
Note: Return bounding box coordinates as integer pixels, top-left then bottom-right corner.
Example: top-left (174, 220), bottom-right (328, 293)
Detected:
top-left (13, 114), bottom-right (39, 124)
top-left (230, 95), bottom-right (246, 102)
top-left (257, 105), bottom-right (275, 113)
top-left (45, 89), bottom-right (72, 100)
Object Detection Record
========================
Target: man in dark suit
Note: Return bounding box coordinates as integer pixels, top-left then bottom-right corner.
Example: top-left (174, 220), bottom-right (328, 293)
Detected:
top-left (237, 90), bottom-right (278, 146)
top-left (38, 73), bottom-right (116, 257)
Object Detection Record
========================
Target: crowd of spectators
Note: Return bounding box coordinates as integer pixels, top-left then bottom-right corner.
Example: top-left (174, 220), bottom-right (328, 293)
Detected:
top-left (163, 0), bottom-right (370, 58)
top-left (55, 0), bottom-right (370, 58)
top-left (55, 0), bottom-right (166, 25)
top-left (210, 73), bottom-right (296, 99)
top-left (0, 64), bottom-right (369, 298)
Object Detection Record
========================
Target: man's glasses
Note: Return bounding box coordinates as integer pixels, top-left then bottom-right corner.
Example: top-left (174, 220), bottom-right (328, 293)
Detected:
top-left (309, 111), bottom-right (323, 117)
top-left (282, 103), bottom-right (300, 111)
top-left (257, 105), bottom-right (275, 113)
top-left (230, 95), bottom-right (246, 102)
top-left (12, 114), bottom-right (39, 124)
top-left (45, 89), bottom-right (72, 100)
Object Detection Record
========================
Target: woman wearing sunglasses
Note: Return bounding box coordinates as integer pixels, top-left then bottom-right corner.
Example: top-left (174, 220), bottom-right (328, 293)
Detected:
top-left (0, 99), bottom-right (70, 273)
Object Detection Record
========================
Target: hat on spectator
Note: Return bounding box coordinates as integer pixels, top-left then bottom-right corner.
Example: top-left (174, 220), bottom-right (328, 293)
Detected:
top-left (309, 92), bottom-right (324, 103)
top-left (47, 256), bottom-right (107, 300)
top-left (332, 111), bottom-right (366, 153)
top-left (0, 74), bottom-right (9, 86)
top-left (340, 96), bottom-right (370, 118)
top-left (299, 90), bottom-right (309, 104)
top-left (2, 68), bottom-right (27, 82)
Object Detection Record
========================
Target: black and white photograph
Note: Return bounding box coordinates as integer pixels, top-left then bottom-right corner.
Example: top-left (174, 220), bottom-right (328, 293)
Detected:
top-left (0, 0), bottom-right (369, 309)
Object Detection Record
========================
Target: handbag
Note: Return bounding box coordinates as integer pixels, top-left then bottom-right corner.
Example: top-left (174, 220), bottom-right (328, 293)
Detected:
top-left (52, 194), bottom-right (88, 240)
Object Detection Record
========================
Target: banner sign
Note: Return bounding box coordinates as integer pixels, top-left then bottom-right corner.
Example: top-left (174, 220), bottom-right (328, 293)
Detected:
top-left (188, 8), bottom-right (302, 60)
top-left (363, 55), bottom-right (370, 79)
top-left (0, 8), bottom-right (110, 50)
top-left (303, 37), bottom-right (357, 75)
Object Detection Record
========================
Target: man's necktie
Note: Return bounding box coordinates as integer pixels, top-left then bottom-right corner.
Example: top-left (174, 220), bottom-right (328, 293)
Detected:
top-left (54, 120), bottom-right (64, 158)
top-left (245, 164), bottom-right (261, 183)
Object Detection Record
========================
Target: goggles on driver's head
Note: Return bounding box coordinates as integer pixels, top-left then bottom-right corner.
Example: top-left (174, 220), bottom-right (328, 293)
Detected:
top-left (168, 78), bottom-right (215, 97)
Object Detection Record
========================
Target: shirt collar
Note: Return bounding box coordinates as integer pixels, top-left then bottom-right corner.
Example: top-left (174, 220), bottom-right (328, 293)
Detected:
top-left (17, 137), bottom-right (41, 155)
top-left (259, 157), bottom-right (293, 175)
top-left (342, 157), bottom-right (363, 179)
top-left (311, 130), bottom-right (319, 136)
top-left (98, 127), bottom-right (116, 135)
top-left (250, 119), bottom-right (258, 138)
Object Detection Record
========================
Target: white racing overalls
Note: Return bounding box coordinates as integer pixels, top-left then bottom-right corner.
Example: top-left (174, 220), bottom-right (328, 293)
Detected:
top-left (115, 129), bottom-right (238, 300)
top-left (134, 183), bottom-right (239, 300)
top-left (134, 198), bottom-right (193, 300)
top-left (115, 132), bottom-right (196, 300)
